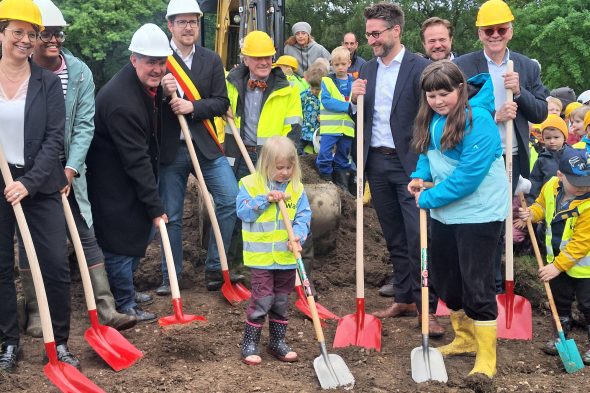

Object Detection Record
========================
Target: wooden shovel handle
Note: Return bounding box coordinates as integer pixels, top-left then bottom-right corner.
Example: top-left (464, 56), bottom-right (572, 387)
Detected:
top-left (419, 209), bottom-right (429, 335)
top-left (505, 60), bottom-right (515, 281)
top-left (356, 95), bottom-right (365, 299)
top-left (224, 109), bottom-right (256, 174)
top-left (158, 220), bottom-right (181, 299)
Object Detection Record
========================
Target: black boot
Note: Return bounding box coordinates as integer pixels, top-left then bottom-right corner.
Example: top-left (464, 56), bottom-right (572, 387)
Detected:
top-left (583, 325), bottom-right (590, 365)
top-left (332, 170), bottom-right (352, 194)
top-left (241, 322), bottom-right (262, 365)
top-left (267, 321), bottom-right (298, 362)
top-left (0, 344), bottom-right (20, 372)
top-left (543, 315), bottom-right (571, 356)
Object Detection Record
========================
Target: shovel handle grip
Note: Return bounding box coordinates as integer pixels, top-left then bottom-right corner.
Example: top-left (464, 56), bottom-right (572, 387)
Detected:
top-left (225, 109), bottom-right (256, 174)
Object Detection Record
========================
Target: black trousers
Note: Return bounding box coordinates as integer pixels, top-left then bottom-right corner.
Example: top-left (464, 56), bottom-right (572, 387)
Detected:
top-left (366, 151), bottom-right (437, 311)
top-left (430, 219), bottom-right (503, 321)
top-left (0, 167), bottom-right (70, 345)
top-left (550, 273), bottom-right (590, 322)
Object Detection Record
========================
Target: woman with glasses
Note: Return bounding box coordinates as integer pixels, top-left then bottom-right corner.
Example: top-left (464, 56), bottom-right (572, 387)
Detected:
top-left (0, 0), bottom-right (79, 372)
top-left (283, 21), bottom-right (331, 77)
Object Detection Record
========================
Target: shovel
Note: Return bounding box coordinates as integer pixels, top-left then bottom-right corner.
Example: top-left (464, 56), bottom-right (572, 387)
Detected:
top-left (61, 194), bottom-right (143, 371)
top-left (225, 111), bottom-right (338, 321)
top-left (157, 220), bottom-right (206, 327)
top-left (277, 201), bottom-right (354, 390)
top-left (518, 193), bottom-right (584, 373)
top-left (435, 299), bottom-right (450, 317)
top-left (411, 209), bottom-right (448, 383)
top-left (0, 145), bottom-right (104, 392)
top-left (172, 93), bottom-right (250, 305)
top-left (333, 95), bottom-right (382, 351)
top-left (496, 60), bottom-right (532, 341)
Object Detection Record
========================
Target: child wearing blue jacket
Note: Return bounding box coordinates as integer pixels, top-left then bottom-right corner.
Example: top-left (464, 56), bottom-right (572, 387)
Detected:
top-left (408, 61), bottom-right (508, 379)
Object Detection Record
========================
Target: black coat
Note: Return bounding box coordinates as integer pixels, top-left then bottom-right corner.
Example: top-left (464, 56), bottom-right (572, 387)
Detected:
top-left (160, 46), bottom-right (229, 163)
top-left (86, 63), bottom-right (165, 257)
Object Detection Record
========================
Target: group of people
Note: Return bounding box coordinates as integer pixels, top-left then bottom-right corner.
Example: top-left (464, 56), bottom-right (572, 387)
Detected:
top-left (1, 0), bottom-right (589, 383)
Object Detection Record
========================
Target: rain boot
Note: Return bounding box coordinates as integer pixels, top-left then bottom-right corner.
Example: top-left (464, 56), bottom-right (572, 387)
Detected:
top-left (469, 320), bottom-right (497, 378)
top-left (437, 310), bottom-right (476, 357)
top-left (543, 315), bottom-right (571, 356)
top-left (89, 264), bottom-right (137, 331)
top-left (267, 320), bottom-right (298, 362)
top-left (583, 325), bottom-right (590, 365)
top-left (241, 321), bottom-right (263, 365)
top-left (20, 270), bottom-right (42, 338)
top-left (332, 169), bottom-right (352, 195)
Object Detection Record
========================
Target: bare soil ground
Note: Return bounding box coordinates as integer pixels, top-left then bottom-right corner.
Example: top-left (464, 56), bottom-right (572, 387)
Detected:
top-left (1, 156), bottom-right (588, 392)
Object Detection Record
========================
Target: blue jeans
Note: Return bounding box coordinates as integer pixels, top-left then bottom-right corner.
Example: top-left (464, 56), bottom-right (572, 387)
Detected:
top-left (316, 134), bottom-right (352, 175)
top-left (103, 251), bottom-right (139, 311)
top-left (159, 145), bottom-right (238, 279)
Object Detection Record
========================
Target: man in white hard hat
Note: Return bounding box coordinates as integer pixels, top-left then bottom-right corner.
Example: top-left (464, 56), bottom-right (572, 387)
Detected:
top-left (158, 0), bottom-right (240, 294)
top-left (24, 0), bottom-right (137, 335)
top-left (86, 23), bottom-right (170, 323)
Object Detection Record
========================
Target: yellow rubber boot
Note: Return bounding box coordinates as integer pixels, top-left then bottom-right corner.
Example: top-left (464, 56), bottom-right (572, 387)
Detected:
top-left (438, 310), bottom-right (476, 357)
top-left (469, 320), bottom-right (497, 378)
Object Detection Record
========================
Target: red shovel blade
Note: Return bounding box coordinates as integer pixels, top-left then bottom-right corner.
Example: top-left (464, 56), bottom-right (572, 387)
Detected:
top-left (333, 299), bottom-right (381, 351)
top-left (294, 285), bottom-right (340, 321)
top-left (435, 299), bottom-right (451, 317)
top-left (159, 298), bottom-right (207, 327)
top-left (221, 270), bottom-right (250, 305)
top-left (496, 281), bottom-right (532, 340)
top-left (84, 310), bottom-right (142, 372)
top-left (44, 342), bottom-right (105, 393)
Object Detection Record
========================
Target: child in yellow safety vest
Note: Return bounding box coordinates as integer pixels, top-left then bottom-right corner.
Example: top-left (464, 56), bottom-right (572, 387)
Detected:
top-left (518, 148), bottom-right (590, 365)
top-left (236, 136), bottom-right (311, 366)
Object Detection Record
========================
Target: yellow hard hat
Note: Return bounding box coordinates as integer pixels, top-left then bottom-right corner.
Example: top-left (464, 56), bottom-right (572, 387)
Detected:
top-left (476, 0), bottom-right (514, 27)
top-left (241, 30), bottom-right (276, 57)
top-left (565, 102), bottom-right (583, 118)
top-left (273, 55), bottom-right (298, 72)
top-left (0, 0), bottom-right (44, 29)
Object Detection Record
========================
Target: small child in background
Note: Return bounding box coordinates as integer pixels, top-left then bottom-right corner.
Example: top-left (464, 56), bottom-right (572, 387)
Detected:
top-left (274, 55), bottom-right (309, 94)
top-left (573, 110), bottom-right (590, 154)
top-left (568, 105), bottom-right (590, 145)
top-left (299, 65), bottom-right (327, 155)
top-left (518, 148), bottom-right (590, 365)
top-left (237, 136), bottom-right (311, 366)
top-left (564, 102), bottom-right (583, 145)
top-left (546, 96), bottom-right (563, 116)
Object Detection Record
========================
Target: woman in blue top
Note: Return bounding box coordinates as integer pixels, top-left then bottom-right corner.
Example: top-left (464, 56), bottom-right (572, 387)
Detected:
top-left (408, 61), bottom-right (508, 379)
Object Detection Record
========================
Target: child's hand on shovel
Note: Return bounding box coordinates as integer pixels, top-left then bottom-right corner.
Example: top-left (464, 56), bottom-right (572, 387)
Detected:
top-left (288, 237), bottom-right (302, 253)
top-left (538, 263), bottom-right (561, 282)
top-left (268, 191), bottom-right (288, 202)
top-left (407, 178), bottom-right (425, 207)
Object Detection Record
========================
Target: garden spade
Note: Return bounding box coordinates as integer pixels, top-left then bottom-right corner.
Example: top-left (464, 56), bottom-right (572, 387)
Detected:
top-left (333, 95), bottom-right (382, 351)
top-left (278, 201), bottom-right (354, 390)
top-left (0, 145), bottom-right (104, 393)
top-left (157, 220), bottom-right (206, 327)
top-left (435, 300), bottom-right (450, 317)
top-left (518, 193), bottom-right (584, 373)
top-left (173, 93), bottom-right (250, 305)
top-left (62, 194), bottom-right (143, 371)
top-left (411, 209), bottom-right (448, 383)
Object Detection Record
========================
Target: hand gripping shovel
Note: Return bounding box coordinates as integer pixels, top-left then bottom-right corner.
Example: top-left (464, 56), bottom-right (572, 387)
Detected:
top-left (518, 193), bottom-right (584, 373)
top-left (0, 145), bottom-right (104, 393)
top-left (157, 220), bottom-right (206, 327)
top-left (333, 95), bottom-right (382, 351)
top-left (411, 209), bottom-right (448, 383)
top-left (173, 93), bottom-right (250, 304)
top-left (277, 201), bottom-right (354, 390)
top-left (225, 111), bottom-right (338, 321)
top-left (62, 194), bottom-right (142, 371)
top-left (496, 60), bottom-right (533, 340)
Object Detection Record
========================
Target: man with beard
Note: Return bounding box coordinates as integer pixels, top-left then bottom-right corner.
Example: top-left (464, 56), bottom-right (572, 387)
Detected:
top-left (421, 17), bottom-right (456, 61)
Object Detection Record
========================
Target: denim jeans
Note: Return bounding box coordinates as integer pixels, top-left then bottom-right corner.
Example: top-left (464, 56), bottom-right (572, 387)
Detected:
top-left (103, 251), bottom-right (139, 311)
top-left (159, 145), bottom-right (238, 279)
top-left (316, 134), bottom-right (352, 175)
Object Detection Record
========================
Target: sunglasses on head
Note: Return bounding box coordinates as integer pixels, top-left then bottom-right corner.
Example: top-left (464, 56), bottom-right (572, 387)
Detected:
top-left (482, 27), bottom-right (510, 37)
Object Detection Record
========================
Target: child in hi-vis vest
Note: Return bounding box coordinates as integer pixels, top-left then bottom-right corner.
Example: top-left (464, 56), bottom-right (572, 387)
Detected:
top-left (236, 136), bottom-right (311, 365)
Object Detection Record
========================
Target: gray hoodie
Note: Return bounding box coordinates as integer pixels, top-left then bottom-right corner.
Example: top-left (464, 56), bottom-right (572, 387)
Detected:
top-left (283, 41), bottom-right (331, 76)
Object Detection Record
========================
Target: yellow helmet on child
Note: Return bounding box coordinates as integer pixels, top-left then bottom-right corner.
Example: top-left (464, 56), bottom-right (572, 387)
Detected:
top-left (476, 0), bottom-right (514, 27)
top-left (241, 31), bottom-right (276, 57)
top-left (274, 55), bottom-right (298, 72)
top-left (0, 0), bottom-right (43, 29)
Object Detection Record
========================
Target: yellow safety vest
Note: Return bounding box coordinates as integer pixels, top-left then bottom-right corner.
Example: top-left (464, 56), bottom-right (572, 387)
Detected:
top-left (239, 174), bottom-right (303, 267)
top-left (319, 77), bottom-right (355, 137)
top-left (287, 74), bottom-right (309, 94)
top-left (543, 177), bottom-right (590, 278)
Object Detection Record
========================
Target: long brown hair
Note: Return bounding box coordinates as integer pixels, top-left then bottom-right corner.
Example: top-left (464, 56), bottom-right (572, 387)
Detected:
top-left (413, 60), bottom-right (472, 153)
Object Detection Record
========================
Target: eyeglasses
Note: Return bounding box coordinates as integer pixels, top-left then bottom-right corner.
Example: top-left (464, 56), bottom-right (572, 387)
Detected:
top-left (4, 28), bottom-right (37, 42)
top-left (481, 27), bottom-right (510, 37)
top-left (175, 19), bottom-right (200, 28)
top-left (39, 30), bottom-right (66, 43)
top-left (365, 25), bottom-right (394, 39)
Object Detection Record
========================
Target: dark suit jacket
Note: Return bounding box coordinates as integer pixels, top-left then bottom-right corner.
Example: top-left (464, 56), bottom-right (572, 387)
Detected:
top-left (160, 46), bottom-right (230, 163)
top-left (4, 60), bottom-right (67, 196)
top-left (87, 63), bottom-right (165, 257)
top-left (357, 49), bottom-right (431, 177)
top-left (454, 50), bottom-right (549, 177)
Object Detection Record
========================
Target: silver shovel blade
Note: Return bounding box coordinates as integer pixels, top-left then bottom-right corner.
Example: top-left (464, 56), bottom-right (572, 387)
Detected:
top-left (314, 353), bottom-right (355, 390)
top-left (411, 346), bottom-right (448, 383)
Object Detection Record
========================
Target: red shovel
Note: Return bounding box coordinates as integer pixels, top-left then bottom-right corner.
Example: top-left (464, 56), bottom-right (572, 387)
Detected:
top-left (157, 220), bottom-right (206, 327)
top-left (434, 299), bottom-right (451, 317)
top-left (0, 145), bottom-right (104, 392)
top-left (62, 194), bottom-right (142, 371)
top-left (333, 95), bottom-right (382, 351)
top-left (496, 60), bottom-right (532, 340)
top-left (173, 93), bottom-right (250, 305)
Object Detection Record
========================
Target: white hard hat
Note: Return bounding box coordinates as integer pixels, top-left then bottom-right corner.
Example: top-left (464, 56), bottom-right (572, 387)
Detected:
top-left (578, 90), bottom-right (590, 105)
top-left (166, 0), bottom-right (202, 19)
top-left (128, 24), bottom-right (172, 57)
top-left (33, 0), bottom-right (67, 27)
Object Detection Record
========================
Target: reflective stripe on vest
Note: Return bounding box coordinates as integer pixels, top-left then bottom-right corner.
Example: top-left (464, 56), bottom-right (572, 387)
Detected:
top-left (319, 77), bottom-right (355, 137)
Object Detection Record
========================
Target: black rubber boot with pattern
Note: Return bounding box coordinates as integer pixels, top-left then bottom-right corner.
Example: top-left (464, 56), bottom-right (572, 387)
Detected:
top-left (543, 315), bottom-right (571, 356)
top-left (267, 321), bottom-right (298, 362)
top-left (241, 322), bottom-right (262, 365)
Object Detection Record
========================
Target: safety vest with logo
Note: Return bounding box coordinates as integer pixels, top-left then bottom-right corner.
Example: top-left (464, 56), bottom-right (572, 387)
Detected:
top-left (239, 174), bottom-right (303, 267)
top-left (319, 76), bottom-right (355, 137)
top-left (226, 82), bottom-right (302, 147)
top-left (543, 177), bottom-right (590, 278)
